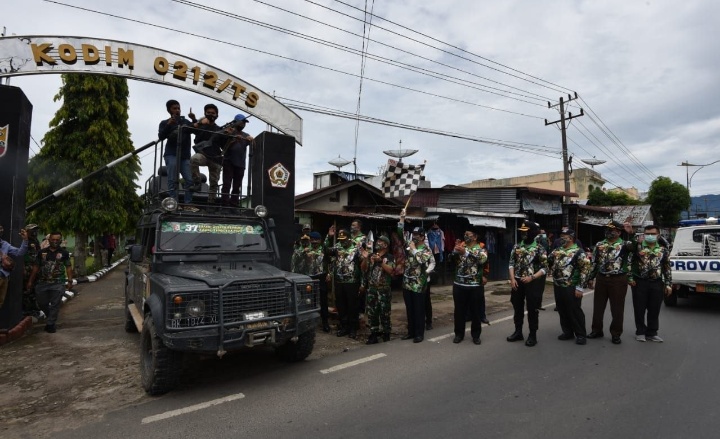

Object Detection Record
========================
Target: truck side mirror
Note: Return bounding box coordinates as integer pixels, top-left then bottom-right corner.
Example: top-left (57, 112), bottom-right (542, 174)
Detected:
top-left (130, 244), bottom-right (144, 263)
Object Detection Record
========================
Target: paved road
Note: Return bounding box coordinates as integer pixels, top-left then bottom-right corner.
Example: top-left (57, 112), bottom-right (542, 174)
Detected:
top-left (49, 288), bottom-right (720, 439)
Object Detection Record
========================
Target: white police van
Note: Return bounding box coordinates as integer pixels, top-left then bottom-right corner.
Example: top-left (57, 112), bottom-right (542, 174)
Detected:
top-left (667, 217), bottom-right (720, 306)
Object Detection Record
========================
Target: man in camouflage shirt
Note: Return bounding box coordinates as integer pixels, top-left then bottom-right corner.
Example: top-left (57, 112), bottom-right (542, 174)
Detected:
top-left (327, 228), bottom-right (362, 339)
top-left (398, 213), bottom-right (435, 343)
top-left (548, 229), bottom-right (592, 345)
top-left (27, 232), bottom-right (72, 333)
top-left (290, 234), bottom-right (311, 275)
top-left (587, 220), bottom-right (633, 344)
top-left (307, 231), bottom-right (330, 333)
top-left (360, 235), bottom-right (395, 344)
top-left (450, 228), bottom-right (488, 345)
top-left (507, 221), bottom-right (548, 347)
top-left (627, 224), bottom-right (672, 342)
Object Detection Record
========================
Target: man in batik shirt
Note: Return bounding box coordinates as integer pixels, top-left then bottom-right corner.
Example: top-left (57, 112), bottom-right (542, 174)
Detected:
top-left (587, 220), bottom-right (633, 344)
top-left (507, 221), bottom-right (548, 347)
top-left (291, 234), bottom-right (311, 275)
top-left (398, 213), bottom-right (435, 343)
top-left (306, 231), bottom-right (330, 333)
top-left (360, 235), bottom-right (395, 344)
top-left (451, 227), bottom-right (488, 345)
top-left (627, 224), bottom-right (672, 343)
top-left (327, 229), bottom-right (362, 339)
top-left (548, 228), bottom-right (592, 345)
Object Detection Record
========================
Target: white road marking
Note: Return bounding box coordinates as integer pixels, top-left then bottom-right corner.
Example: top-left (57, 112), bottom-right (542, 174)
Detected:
top-left (141, 393), bottom-right (245, 424)
top-left (320, 353), bottom-right (387, 374)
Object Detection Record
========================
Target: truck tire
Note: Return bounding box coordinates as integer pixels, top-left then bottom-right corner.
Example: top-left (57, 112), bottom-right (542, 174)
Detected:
top-left (276, 329), bottom-right (316, 362)
top-left (140, 314), bottom-right (182, 395)
top-left (664, 291), bottom-right (678, 307)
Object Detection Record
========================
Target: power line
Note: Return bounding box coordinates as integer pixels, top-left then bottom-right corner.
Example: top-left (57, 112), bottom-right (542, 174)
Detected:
top-left (170, 0), bottom-right (549, 107)
top-left (43, 1), bottom-right (548, 120)
top-left (248, 0), bottom-right (555, 102)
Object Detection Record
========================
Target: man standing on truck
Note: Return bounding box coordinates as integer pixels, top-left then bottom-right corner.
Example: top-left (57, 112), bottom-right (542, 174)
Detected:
top-left (189, 103), bottom-right (222, 203)
top-left (587, 220), bottom-right (633, 345)
top-left (221, 114), bottom-right (254, 207)
top-left (158, 99), bottom-right (196, 203)
top-left (627, 224), bottom-right (672, 342)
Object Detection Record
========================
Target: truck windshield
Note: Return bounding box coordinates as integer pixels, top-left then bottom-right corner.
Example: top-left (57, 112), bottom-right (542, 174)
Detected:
top-left (158, 220), bottom-right (268, 252)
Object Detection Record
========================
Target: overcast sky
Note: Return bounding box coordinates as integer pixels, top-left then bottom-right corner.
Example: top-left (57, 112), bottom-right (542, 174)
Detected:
top-left (3, 0), bottom-right (719, 198)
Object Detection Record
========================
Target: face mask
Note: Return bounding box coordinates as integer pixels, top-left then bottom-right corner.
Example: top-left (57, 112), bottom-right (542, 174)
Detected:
top-left (560, 237), bottom-right (569, 246)
top-left (464, 235), bottom-right (474, 243)
top-left (375, 244), bottom-right (387, 251)
top-left (520, 233), bottom-right (528, 240)
top-left (644, 235), bottom-right (657, 244)
top-left (412, 236), bottom-right (423, 244)
top-left (605, 230), bottom-right (618, 239)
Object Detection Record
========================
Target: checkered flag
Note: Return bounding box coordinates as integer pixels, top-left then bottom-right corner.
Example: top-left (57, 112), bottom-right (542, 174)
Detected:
top-left (382, 159), bottom-right (425, 198)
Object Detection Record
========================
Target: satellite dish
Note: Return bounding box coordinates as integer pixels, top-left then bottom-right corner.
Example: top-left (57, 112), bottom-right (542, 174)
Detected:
top-left (328, 155), bottom-right (352, 170)
top-left (383, 140), bottom-right (418, 163)
top-left (581, 157), bottom-right (606, 169)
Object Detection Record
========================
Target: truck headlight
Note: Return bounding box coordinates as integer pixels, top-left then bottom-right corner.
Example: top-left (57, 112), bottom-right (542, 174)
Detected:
top-left (161, 197), bottom-right (178, 212)
top-left (254, 205), bottom-right (268, 217)
top-left (186, 299), bottom-right (206, 317)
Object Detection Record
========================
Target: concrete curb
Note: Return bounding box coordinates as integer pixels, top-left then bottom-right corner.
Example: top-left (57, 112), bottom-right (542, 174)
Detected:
top-left (0, 256), bottom-right (128, 347)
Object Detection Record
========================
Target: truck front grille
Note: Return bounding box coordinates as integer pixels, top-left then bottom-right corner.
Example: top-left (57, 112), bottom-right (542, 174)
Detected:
top-left (221, 279), bottom-right (291, 324)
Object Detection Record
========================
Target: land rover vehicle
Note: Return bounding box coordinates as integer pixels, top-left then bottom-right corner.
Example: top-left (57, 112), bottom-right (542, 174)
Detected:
top-left (666, 218), bottom-right (720, 306)
top-left (125, 198), bottom-right (320, 395)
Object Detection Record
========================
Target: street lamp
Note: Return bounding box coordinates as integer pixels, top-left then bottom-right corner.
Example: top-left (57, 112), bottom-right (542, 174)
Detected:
top-left (678, 159), bottom-right (720, 194)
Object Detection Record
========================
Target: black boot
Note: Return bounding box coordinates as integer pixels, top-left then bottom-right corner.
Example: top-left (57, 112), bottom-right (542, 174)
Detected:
top-left (366, 332), bottom-right (379, 345)
top-left (382, 332), bottom-right (391, 342)
top-left (506, 328), bottom-right (524, 342)
top-left (525, 331), bottom-right (537, 347)
top-left (322, 319), bottom-right (330, 333)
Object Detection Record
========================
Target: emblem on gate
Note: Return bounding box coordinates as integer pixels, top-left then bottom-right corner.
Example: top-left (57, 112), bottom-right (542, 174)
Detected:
top-left (268, 162), bottom-right (290, 188)
top-left (0, 125), bottom-right (8, 158)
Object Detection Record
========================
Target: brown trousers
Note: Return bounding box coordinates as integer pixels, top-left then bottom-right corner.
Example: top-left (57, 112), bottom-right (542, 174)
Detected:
top-left (591, 274), bottom-right (628, 337)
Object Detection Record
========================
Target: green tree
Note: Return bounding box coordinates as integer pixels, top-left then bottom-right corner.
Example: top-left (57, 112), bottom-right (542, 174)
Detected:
top-left (26, 74), bottom-right (142, 275)
top-left (587, 188), bottom-right (639, 206)
top-left (646, 176), bottom-right (691, 226)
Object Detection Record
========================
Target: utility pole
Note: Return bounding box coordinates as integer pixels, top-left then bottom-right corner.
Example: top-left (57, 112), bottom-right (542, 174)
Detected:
top-left (545, 92), bottom-right (584, 204)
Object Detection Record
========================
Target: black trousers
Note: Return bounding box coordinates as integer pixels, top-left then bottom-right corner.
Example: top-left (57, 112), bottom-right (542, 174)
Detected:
top-left (554, 285), bottom-right (586, 337)
top-left (335, 282), bottom-right (359, 330)
top-left (424, 281), bottom-right (433, 325)
top-left (310, 274), bottom-right (329, 325)
top-left (632, 278), bottom-right (664, 337)
top-left (510, 276), bottom-right (545, 332)
top-left (403, 288), bottom-right (426, 338)
top-left (453, 284), bottom-right (484, 339)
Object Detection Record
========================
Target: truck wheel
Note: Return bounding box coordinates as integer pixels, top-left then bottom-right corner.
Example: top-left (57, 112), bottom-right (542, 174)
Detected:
top-left (276, 329), bottom-right (316, 362)
top-left (664, 291), bottom-right (678, 307)
top-left (140, 315), bottom-right (181, 395)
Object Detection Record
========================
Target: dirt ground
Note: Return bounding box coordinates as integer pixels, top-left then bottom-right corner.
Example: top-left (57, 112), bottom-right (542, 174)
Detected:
top-left (0, 268), bottom-right (553, 438)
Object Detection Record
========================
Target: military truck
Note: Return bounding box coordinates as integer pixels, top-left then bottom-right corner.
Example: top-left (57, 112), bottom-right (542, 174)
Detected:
top-left (125, 130), bottom-right (318, 395)
top-left (125, 199), bottom-right (319, 395)
top-left (666, 217), bottom-right (720, 306)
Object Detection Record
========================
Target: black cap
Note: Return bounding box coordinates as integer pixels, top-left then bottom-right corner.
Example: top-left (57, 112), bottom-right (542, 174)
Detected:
top-left (560, 228), bottom-right (576, 238)
top-left (605, 220), bottom-right (623, 229)
top-left (411, 227), bottom-right (425, 235)
top-left (518, 221), bottom-right (540, 232)
top-left (337, 229), bottom-right (349, 240)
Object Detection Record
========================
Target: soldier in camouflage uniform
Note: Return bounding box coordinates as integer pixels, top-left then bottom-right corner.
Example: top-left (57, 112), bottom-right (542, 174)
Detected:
top-left (307, 231), bottom-right (330, 332)
top-left (587, 220), bottom-right (633, 344)
top-left (627, 224), bottom-right (672, 342)
top-left (22, 224), bottom-right (42, 317)
top-left (547, 228), bottom-right (592, 345)
top-left (507, 221), bottom-right (548, 347)
top-left (398, 213), bottom-right (435, 343)
top-left (360, 235), bottom-right (395, 344)
top-left (327, 228), bottom-right (362, 339)
top-left (450, 228), bottom-right (488, 345)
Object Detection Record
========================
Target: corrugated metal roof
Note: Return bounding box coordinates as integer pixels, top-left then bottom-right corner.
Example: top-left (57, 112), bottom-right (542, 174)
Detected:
top-left (294, 209), bottom-right (434, 222)
top-left (612, 205), bottom-right (653, 226)
top-left (438, 188), bottom-right (521, 213)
